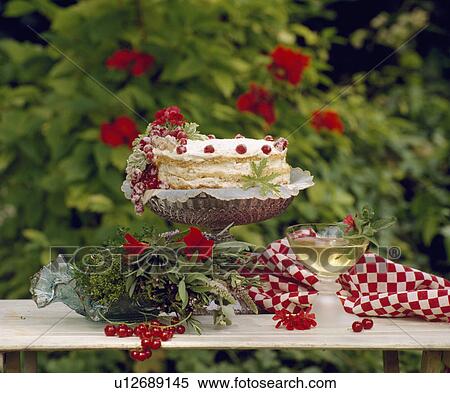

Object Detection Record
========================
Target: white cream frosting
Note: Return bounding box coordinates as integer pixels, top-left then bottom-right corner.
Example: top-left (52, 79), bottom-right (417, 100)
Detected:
top-left (153, 137), bottom-right (285, 161)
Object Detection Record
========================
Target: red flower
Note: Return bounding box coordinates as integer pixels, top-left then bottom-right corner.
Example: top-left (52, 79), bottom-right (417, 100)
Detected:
top-left (236, 83), bottom-right (276, 125)
top-left (273, 309), bottom-right (317, 330)
top-left (106, 49), bottom-right (155, 77)
top-left (123, 233), bottom-right (149, 255)
top-left (153, 106), bottom-right (185, 127)
top-left (100, 116), bottom-right (139, 148)
top-left (343, 214), bottom-right (356, 233)
top-left (268, 45), bottom-right (311, 86)
top-left (311, 110), bottom-right (344, 134)
top-left (182, 227), bottom-right (214, 261)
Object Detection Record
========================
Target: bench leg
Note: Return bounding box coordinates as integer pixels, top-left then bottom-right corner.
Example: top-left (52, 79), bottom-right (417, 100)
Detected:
top-left (443, 351), bottom-right (450, 372)
top-left (4, 352), bottom-right (21, 373)
top-left (23, 352), bottom-right (37, 373)
top-left (421, 351), bottom-right (443, 373)
top-left (383, 350), bottom-right (400, 372)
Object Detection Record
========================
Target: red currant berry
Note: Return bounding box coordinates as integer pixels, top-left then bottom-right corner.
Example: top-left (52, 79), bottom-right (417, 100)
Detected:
top-left (352, 321), bottom-right (363, 333)
top-left (274, 137), bottom-right (288, 151)
top-left (176, 145), bottom-right (187, 154)
top-left (143, 144), bottom-right (153, 153)
top-left (176, 325), bottom-right (186, 334)
top-left (362, 318), bottom-right (374, 330)
top-left (151, 321), bottom-right (161, 326)
top-left (130, 350), bottom-right (140, 361)
top-left (160, 331), bottom-right (170, 341)
top-left (141, 338), bottom-right (153, 349)
top-left (126, 326), bottom-right (134, 337)
top-left (236, 144), bottom-right (247, 154)
top-left (176, 131), bottom-right (187, 140)
top-left (104, 325), bottom-right (116, 337)
top-left (146, 152), bottom-right (154, 161)
top-left (261, 145), bottom-right (272, 155)
top-left (150, 338), bottom-right (161, 350)
top-left (117, 325), bottom-right (129, 338)
top-left (264, 135), bottom-right (274, 141)
top-left (207, 134), bottom-right (216, 139)
top-left (142, 330), bottom-right (153, 339)
top-left (204, 145), bottom-right (215, 153)
top-left (235, 133), bottom-right (244, 138)
top-left (136, 351), bottom-right (148, 362)
top-left (151, 326), bottom-right (162, 337)
top-left (143, 349), bottom-right (152, 359)
top-left (179, 138), bottom-right (187, 145)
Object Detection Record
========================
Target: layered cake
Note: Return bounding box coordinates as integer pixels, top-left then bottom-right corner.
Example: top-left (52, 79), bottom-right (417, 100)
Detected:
top-left (122, 106), bottom-right (290, 213)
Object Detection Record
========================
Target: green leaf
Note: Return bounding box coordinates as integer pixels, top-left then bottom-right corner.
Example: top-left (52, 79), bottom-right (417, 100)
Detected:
top-left (178, 279), bottom-right (188, 310)
top-left (4, 1), bottom-right (36, 17)
top-left (371, 217), bottom-right (396, 231)
top-left (212, 72), bottom-right (235, 98)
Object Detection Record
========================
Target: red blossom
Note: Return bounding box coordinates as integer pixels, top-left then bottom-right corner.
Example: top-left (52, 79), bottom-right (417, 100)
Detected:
top-left (153, 106), bottom-right (185, 127)
top-left (106, 49), bottom-right (155, 77)
top-left (236, 83), bottom-right (276, 125)
top-left (182, 227), bottom-right (214, 261)
top-left (311, 110), bottom-right (344, 134)
top-left (343, 214), bottom-right (356, 233)
top-left (100, 116), bottom-right (139, 148)
top-left (123, 233), bottom-right (149, 255)
top-left (268, 45), bottom-right (311, 86)
top-left (273, 309), bottom-right (317, 330)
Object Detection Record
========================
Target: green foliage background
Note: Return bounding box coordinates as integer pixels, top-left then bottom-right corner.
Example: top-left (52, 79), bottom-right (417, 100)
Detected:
top-left (0, 0), bottom-right (448, 372)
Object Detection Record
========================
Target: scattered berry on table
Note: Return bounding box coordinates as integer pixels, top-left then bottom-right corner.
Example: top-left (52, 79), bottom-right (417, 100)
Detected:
top-left (104, 325), bottom-right (116, 336)
top-left (352, 321), bottom-right (363, 333)
top-left (362, 318), bottom-right (374, 330)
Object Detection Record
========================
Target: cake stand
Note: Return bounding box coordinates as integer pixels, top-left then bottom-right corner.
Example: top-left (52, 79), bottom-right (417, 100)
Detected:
top-left (286, 224), bottom-right (369, 326)
top-left (144, 168), bottom-right (314, 237)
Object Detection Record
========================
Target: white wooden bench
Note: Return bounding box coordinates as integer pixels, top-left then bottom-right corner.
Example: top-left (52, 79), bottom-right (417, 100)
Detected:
top-left (1, 300), bottom-right (449, 372)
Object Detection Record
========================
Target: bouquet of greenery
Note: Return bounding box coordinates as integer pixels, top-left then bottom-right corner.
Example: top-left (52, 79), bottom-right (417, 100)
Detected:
top-left (70, 226), bottom-right (260, 333)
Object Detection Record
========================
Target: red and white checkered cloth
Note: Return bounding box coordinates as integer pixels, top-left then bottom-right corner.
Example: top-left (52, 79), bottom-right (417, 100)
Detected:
top-left (248, 238), bottom-right (450, 321)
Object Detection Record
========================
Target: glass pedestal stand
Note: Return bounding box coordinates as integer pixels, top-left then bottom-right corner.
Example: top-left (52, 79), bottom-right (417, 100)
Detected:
top-left (311, 275), bottom-right (357, 326)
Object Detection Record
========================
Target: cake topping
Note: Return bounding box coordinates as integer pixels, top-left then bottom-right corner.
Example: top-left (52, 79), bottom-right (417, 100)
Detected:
top-left (176, 131), bottom-right (187, 140)
top-left (207, 134), bottom-right (216, 139)
top-left (274, 137), bottom-right (288, 151)
top-left (261, 145), bottom-right (272, 155)
top-left (235, 133), bottom-right (244, 139)
top-left (204, 145), bottom-right (215, 153)
top-left (179, 138), bottom-right (187, 145)
top-left (236, 144), bottom-right (247, 154)
top-left (176, 145), bottom-right (187, 154)
top-left (264, 135), bottom-right (274, 141)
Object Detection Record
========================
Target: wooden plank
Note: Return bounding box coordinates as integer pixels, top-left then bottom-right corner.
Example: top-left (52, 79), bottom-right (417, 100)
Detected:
top-left (23, 352), bottom-right (37, 373)
top-left (421, 351), bottom-right (443, 373)
top-left (1, 300), bottom-right (450, 352)
top-left (383, 350), bottom-right (400, 373)
top-left (4, 352), bottom-right (21, 373)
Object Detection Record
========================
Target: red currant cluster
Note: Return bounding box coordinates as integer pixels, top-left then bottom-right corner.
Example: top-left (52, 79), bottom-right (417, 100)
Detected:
top-left (153, 106), bottom-right (185, 127)
top-left (103, 319), bottom-right (186, 362)
top-left (351, 318), bottom-right (374, 333)
top-left (273, 309), bottom-right (317, 330)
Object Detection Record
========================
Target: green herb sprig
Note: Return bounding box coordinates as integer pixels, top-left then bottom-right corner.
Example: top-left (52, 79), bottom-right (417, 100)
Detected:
top-left (241, 158), bottom-right (281, 196)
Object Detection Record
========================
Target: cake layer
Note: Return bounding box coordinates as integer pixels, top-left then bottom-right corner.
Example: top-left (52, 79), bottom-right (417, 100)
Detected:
top-left (153, 138), bottom-right (291, 190)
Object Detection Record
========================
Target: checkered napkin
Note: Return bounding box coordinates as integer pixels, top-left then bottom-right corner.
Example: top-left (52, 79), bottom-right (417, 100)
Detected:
top-left (248, 238), bottom-right (450, 321)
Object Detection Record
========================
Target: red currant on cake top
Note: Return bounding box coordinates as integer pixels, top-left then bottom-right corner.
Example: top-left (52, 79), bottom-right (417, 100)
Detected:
top-left (352, 321), bottom-right (363, 333)
top-left (176, 131), bottom-right (187, 140)
top-left (204, 145), bottom-right (215, 153)
top-left (179, 138), bottom-right (187, 145)
top-left (235, 133), bottom-right (244, 138)
top-left (362, 318), bottom-right (374, 330)
top-left (236, 144), bottom-right (247, 154)
top-left (176, 145), bottom-right (187, 154)
top-left (264, 135), bottom-right (274, 141)
top-left (274, 137), bottom-right (288, 151)
top-left (207, 134), bottom-right (216, 139)
top-left (261, 145), bottom-right (272, 155)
